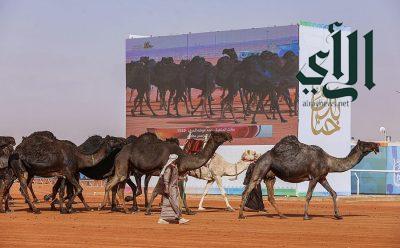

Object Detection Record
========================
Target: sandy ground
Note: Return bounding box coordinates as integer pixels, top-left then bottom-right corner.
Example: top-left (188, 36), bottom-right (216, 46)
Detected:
top-left (1, 184), bottom-right (399, 248)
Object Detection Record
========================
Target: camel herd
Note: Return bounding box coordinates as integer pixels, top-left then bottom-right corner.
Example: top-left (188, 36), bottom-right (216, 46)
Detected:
top-left (0, 131), bottom-right (379, 220)
top-left (126, 48), bottom-right (298, 123)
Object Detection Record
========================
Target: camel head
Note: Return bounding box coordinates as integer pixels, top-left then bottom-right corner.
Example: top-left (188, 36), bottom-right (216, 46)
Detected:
top-left (209, 131), bottom-right (233, 144)
top-left (356, 140), bottom-right (380, 155)
top-left (241, 150), bottom-right (259, 162)
top-left (104, 135), bottom-right (126, 150)
top-left (260, 50), bottom-right (274, 60)
top-left (139, 56), bottom-right (149, 64)
top-left (222, 48), bottom-right (237, 59)
top-left (161, 57), bottom-right (174, 64)
top-left (283, 51), bottom-right (297, 61)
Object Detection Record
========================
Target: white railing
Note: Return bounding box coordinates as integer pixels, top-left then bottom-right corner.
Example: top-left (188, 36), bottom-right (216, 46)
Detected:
top-left (351, 169), bottom-right (400, 195)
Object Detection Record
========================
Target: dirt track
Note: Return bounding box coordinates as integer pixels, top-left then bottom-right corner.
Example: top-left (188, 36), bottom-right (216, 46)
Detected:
top-left (1, 184), bottom-right (399, 247)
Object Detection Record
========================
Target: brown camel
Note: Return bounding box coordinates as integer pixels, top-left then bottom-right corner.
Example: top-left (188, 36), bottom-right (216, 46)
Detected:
top-left (98, 133), bottom-right (185, 213)
top-left (9, 131), bottom-right (123, 214)
top-left (0, 136), bottom-right (16, 212)
top-left (145, 131), bottom-right (233, 215)
top-left (238, 136), bottom-right (379, 220)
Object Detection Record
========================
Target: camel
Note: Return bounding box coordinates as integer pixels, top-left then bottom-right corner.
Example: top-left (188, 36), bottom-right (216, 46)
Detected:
top-left (153, 57), bottom-right (191, 116)
top-left (185, 56), bottom-right (216, 117)
top-left (188, 150), bottom-right (259, 211)
top-left (127, 58), bottom-right (157, 116)
top-left (238, 135), bottom-right (380, 220)
top-left (145, 131), bottom-right (233, 215)
top-left (0, 136), bottom-right (16, 213)
top-left (45, 135), bottom-right (139, 212)
top-left (9, 131), bottom-right (124, 214)
top-left (98, 132), bottom-right (185, 213)
top-left (215, 48), bottom-right (239, 100)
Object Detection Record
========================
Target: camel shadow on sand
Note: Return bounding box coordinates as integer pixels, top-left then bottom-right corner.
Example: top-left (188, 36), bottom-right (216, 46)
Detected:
top-left (245, 213), bottom-right (368, 219)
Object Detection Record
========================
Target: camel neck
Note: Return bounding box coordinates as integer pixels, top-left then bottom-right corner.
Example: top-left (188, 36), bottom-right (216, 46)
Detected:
top-left (225, 159), bottom-right (252, 176)
top-left (327, 145), bottom-right (365, 173)
top-left (179, 138), bottom-right (221, 174)
top-left (198, 138), bottom-right (219, 161)
top-left (77, 145), bottom-right (109, 169)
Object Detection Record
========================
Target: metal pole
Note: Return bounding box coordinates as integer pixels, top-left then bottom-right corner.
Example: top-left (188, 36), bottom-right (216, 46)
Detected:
top-left (354, 172), bottom-right (360, 195)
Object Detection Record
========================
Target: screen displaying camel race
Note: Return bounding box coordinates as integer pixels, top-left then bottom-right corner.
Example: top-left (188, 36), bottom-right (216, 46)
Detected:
top-left (126, 25), bottom-right (299, 145)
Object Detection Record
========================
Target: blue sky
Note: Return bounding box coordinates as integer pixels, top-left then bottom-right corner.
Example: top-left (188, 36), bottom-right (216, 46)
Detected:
top-left (0, 0), bottom-right (399, 143)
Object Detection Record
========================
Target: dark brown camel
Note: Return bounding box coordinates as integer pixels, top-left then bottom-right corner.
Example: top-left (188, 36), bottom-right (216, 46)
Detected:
top-left (215, 48), bottom-right (239, 100)
top-left (9, 131), bottom-right (122, 214)
top-left (186, 56), bottom-right (216, 118)
top-left (127, 58), bottom-right (157, 116)
top-left (144, 131), bottom-right (233, 215)
top-left (98, 132), bottom-right (185, 213)
top-left (0, 136), bottom-right (16, 212)
top-left (238, 136), bottom-right (379, 220)
top-left (45, 135), bottom-right (129, 211)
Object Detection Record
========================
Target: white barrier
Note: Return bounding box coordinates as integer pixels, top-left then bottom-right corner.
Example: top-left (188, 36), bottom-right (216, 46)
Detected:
top-left (351, 169), bottom-right (400, 195)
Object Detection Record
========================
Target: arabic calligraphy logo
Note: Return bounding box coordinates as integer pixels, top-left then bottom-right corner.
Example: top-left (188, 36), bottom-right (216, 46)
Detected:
top-left (311, 88), bottom-right (341, 135)
top-left (297, 22), bottom-right (374, 101)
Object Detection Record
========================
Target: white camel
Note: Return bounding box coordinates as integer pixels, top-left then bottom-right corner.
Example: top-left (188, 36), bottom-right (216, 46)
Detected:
top-left (187, 150), bottom-right (260, 211)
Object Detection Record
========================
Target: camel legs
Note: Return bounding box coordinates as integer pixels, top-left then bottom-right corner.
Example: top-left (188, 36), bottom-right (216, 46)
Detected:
top-left (3, 177), bottom-right (14, 212)
top-left (145, 90), bottom-right (157, 116)
top-left (124, 180), bottom-right (138, 212)
top-left (0, 169), bottom-right (15, 213)
top-left (145, 179), bottom-right (162, 215)
top-left (251, 93), bottom-right (264, 124)
top-left (50, 177), bottom-right (62, 210)
top-left (304, 179), bottom-right (318, 220)
top-left (27, 176), bottom-right (39, 203)
top-left (239, 88), bottom-right (247, 119)
top-left (319, 178), bottom-right (342, 219)
top-left (264, 176), bottom-right (286, 218)
top-left (208, 94), bottom-right (214, 116)
top-left (99, 174), bottom-right (127, 212)
top-left (220, 88), bottom-right (226, 99)
top-left (198, 180), bottom-right (214, 210)
top-left (269, 90), bottom-right (287, 123)
top-left (128, 88), bottom-right (135, 102)
top-left (187, 88), bottom-right (194, 109)
top-left (116, 181), bottom-right (129, 213)
top-left (215, 177), bottom-right (234, 211)
top-left (64, 172), bottom-right (83, 213)
top-left (111, 184), bottom-right (118, 211)
top-left (18, 172), bottom-right (40, 213)
top-left (178, 180), bottom-right (195, 215)
top-left (144, 174), bottom-right (151, 208)
top-left (131, 92), bottom-right (142, 116)
top-left (58, 178), bottom-right (67, 214)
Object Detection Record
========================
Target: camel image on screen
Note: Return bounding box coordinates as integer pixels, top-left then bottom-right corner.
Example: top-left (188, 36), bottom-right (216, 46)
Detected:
top-left (126, 25), bottom-right (299, 145)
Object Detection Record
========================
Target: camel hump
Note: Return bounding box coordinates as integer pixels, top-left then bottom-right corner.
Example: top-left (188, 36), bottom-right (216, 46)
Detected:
top-left (28, 131), bottom-right (57, 140)
top-left (0, 136), bottom-right (15, 147)
top-left (137, 132), bottom-right (159, 143)
top-left (271, 135), bottom-right (301, 157)
top-left (15, 134), bottom-right (59, 164)
top-left (126, 135), bottom-right (138, 144)
top-left (78, 135), bottom-right (104, 155)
